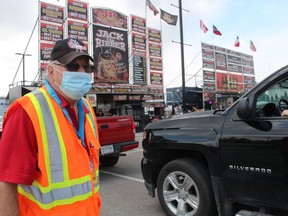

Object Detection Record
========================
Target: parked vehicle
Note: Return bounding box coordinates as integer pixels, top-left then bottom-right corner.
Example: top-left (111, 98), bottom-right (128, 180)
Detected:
top-left (141, 65), bottom-right (288, 216)
top-left (0, 114), bottom-right (138, 167)
top-left (97, 115), bottom-right (138, 166)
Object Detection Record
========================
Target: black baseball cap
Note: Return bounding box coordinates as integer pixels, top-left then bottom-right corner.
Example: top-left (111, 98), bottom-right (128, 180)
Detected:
top-left (50, 38), bottom-right (93, 64)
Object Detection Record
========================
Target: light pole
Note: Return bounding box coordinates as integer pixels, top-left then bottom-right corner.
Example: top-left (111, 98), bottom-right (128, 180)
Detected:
top-left (15, 53), bottom-right (32, 84)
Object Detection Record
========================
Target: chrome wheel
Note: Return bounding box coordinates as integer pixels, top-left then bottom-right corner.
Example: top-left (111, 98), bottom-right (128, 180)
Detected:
top-left (157, 158), bottom-right (217, 216)
top-left (163, 171), bottom-right (199, 216)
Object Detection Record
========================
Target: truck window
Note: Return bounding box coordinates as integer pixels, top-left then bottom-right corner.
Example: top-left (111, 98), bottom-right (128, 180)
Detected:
top-left (256, 79), bottom-right (288, 117)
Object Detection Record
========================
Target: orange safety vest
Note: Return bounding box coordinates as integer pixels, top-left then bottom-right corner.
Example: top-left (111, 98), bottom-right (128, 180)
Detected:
top-left (8, 87), bottom-right (101, 216)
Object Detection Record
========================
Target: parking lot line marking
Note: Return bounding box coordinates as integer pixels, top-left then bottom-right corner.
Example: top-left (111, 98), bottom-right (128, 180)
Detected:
top-left (100, 170), bottom-right (144, 183)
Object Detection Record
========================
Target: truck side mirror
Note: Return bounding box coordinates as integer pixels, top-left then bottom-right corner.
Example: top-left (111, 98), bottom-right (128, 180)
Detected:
top-left (237, 98), bottom-right (251, 119)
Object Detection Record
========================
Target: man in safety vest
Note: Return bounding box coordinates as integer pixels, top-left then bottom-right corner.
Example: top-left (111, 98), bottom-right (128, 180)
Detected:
top-left (0, 38), bottom-right (101, 216)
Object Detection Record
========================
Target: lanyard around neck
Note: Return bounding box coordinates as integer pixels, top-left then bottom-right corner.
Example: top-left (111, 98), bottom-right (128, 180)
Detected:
top-left (44, 80), bottom-right (86, 147)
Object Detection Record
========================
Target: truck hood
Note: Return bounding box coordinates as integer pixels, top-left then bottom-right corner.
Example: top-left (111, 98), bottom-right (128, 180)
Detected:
top-left (145, 110), bottom-right (225, 130)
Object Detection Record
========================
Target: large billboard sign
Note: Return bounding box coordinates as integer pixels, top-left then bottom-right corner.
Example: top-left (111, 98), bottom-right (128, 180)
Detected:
top-left (93, 25), bottom-right (129, 83)
top-left (202, 42), bottom-right (255, 93)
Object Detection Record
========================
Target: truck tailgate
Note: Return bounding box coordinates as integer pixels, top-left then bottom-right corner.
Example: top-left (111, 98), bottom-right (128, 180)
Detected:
top-left (97, 115), bottom-right (136, 145)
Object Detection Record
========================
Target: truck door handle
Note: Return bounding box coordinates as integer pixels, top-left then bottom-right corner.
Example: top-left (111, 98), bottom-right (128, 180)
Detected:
top-left (100, 124), bottom-right (109, 129)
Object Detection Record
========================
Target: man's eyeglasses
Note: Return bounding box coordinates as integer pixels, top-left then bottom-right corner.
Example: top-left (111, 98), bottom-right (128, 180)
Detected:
top-left (54, 62), bottom-right (95, 73)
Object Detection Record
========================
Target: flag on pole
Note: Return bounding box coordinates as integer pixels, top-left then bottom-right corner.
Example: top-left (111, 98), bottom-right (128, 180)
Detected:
top-left (146, 0), bottom-right (159, 16)
top-left (234, 36), bottom-right (240, 47)
top-left (160, 9), bottom-right (178, 26)
top-left (200, 20), bottom-right (208, 33)
top-left (213, 25), bottom-right (222, 36)
top-left (250, 40), bottom-right (257, 52)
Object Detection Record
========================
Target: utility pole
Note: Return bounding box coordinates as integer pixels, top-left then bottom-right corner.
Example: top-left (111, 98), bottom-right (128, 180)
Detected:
top-left (170, 1), bottom-right (189, 112)
top-left (177, 0), bottom-right (187, 112)
top-left (15, 53), bottom-right (32, 84)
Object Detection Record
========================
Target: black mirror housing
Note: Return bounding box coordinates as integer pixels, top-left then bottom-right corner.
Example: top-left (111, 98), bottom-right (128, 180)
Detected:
top-left (237, 98), bottom-right (251, 119)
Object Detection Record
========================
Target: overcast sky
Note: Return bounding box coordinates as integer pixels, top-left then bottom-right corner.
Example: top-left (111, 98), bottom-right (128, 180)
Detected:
top-left (1, 0), bottom-right (288, 96)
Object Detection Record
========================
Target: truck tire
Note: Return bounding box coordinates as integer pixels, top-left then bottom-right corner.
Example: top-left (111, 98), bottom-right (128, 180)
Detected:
top-left (157, 158), bottom-right (217, 216)
top-left (100, 155), bottom-right (120, 167)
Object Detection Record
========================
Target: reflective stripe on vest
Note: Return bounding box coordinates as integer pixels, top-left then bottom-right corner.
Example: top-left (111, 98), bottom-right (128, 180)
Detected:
top-left (82, 98), bottom-right (97, 138)
top-left (18, 88), bottom-right (99, 210)
top-left (82, 98), bottom-right (100, 193)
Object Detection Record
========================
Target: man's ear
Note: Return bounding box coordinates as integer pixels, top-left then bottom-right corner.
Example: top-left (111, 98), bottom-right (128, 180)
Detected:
top-left (47, 64), bottom-right (54, 77)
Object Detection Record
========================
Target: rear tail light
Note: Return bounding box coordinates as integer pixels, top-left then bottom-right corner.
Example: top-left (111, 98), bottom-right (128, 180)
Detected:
top-left (132, 121), bottom-right (136, 134)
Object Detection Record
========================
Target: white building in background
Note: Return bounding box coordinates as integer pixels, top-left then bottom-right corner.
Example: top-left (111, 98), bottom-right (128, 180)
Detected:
top-left (0, 97), bottom-right (10, 117)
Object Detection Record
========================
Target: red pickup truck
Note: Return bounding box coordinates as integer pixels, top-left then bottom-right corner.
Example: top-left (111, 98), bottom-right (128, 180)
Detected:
top-left (97, 115), bottom-right (139, 167)
top-left (0, 115), bottom-right (139, 167)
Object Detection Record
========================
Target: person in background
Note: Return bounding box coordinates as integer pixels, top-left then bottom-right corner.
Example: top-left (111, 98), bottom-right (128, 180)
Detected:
top-left (97, 109), bottom-right (104, 117)
top-left (109, 107), bottom-right (117, 116)
top-left (0, 38), bottom-right (101, 216)
top-left (226, 97), bottom-right (233, 107)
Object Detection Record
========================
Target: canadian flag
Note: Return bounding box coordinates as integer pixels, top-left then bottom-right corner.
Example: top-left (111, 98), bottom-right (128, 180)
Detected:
top-left (234, 36), bottom-right (240, 47)
top-left (146, 0), bottom-right (159, 16)
top-left (200, 20), bottom-right (208, 33)
top-left (250, 40), bottom-right (257, 52)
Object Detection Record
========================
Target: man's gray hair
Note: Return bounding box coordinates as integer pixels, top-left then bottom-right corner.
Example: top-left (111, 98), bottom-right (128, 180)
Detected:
top-left (43, 61), bottom-right (59, 81)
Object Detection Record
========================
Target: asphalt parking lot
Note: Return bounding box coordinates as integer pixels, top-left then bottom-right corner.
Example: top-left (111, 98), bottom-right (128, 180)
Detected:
top-left (99, 132), bottom-right (166, 216)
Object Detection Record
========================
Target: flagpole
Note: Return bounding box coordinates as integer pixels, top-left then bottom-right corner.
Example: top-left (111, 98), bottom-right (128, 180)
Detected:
top-left (199, 20), bottom-right (202, 44)
top-left (145, 0), bottom-right (148, 86)
top-left (178, 0), bottom-right (186, 113)
top-left (145, 0), bottom-right (147, 21)
top-left (160, 19), bottom-right (164, 93)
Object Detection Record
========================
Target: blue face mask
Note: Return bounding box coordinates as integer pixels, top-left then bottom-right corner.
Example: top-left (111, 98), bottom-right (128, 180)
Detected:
top-left (57, 71), bottom-right (92, 100)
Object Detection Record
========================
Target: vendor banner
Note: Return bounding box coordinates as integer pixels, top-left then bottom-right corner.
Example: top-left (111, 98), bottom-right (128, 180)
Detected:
top-left (203, 82), bottom-right (216, 92)
top-left (243, 66), bottom-right (254, 75)
top-left (67, 0), bottom-right (88, 21)
top-left (202, 49), bottom-right (214, 59)
top-left (132, 33), bottom-right (146, 50)
top-left (93, 25), bottom-right (129, 83)
top-left (149, 57), bottom-right (162, 71)
top-left (91, 83), bottom-right (112, 93)
top-left (216, 72), bottom-right (229, 92)
top-left (215, 52), bottom-right (227, 71)
top-left (203, 70), bottom-right (215, 82)
top-left (114, 84), bottom-right (131, 93)
top-left (150, 72), bottom-right (163, 85)
top-left (40, 22), bottom-right (63, 42)
top-left (92, 8), bottom-right (128, 30)
top-left (227, 63), bottom-right (242, 73)
top-left (147, 28), bottom-right (161, 43)
top-left (229, 73), bottom-right (243, 92)
top-left (131, 15), bottom-right (146, 35)
top-left (243, 75), bottom-right (255, 85)
top-left (216, 72), bottom-right (243, 92)
top-left (67, 20), bottom-right (88, 42)
top-left (149, 42), bottom-right (161, 57)
top-left (202, 59), bottom-right (214, 69)
top-left (131, 85), bottom-right (148, 93)
top-left (40, 42), bottom-right (54, 61)
top-left (133, 50), bottom-right (147, 85)
top-left (40, 2), bottom-right (64, 24)
top-left (149, 86), bottom-right (164, 94)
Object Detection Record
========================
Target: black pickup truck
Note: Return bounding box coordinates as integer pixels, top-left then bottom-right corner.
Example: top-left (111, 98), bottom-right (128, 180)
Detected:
top-left (141, 65), bottom-right (288, 216)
